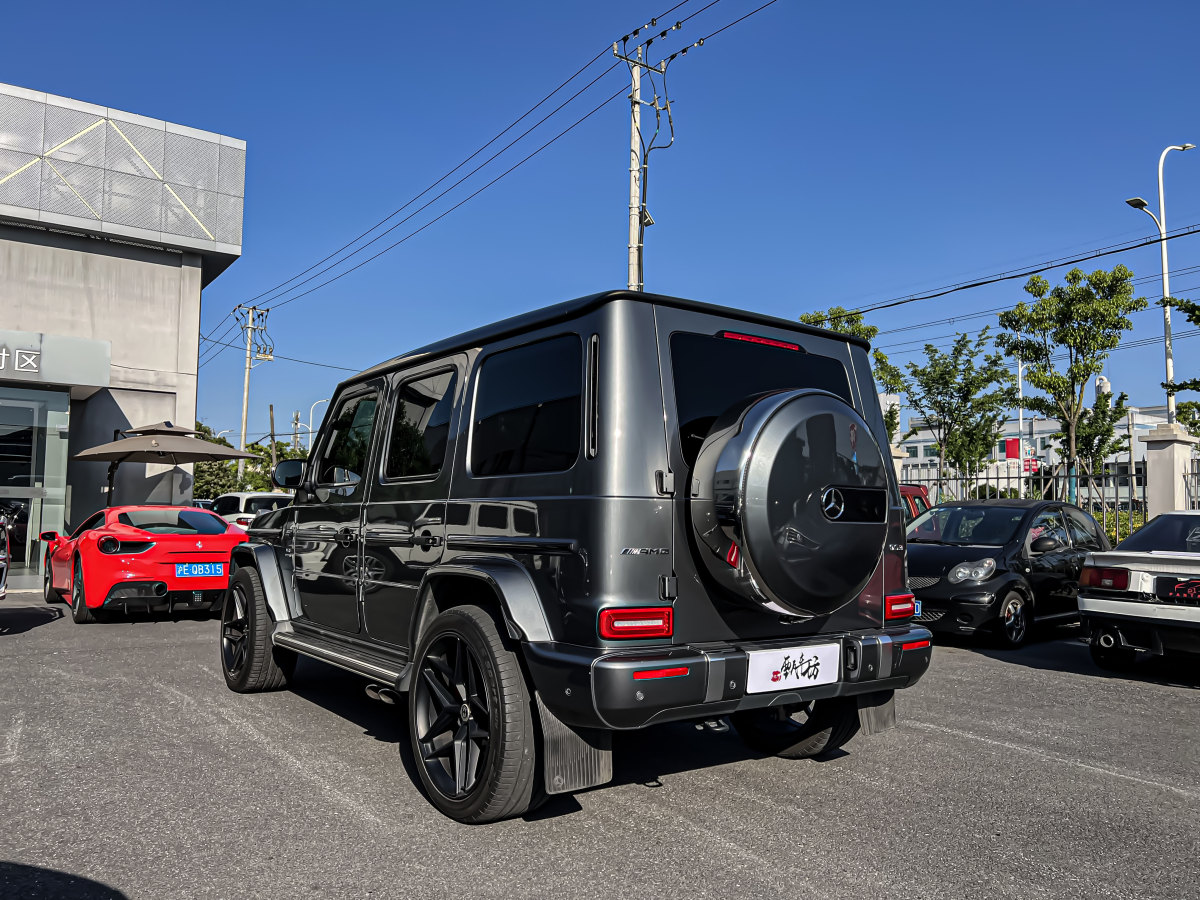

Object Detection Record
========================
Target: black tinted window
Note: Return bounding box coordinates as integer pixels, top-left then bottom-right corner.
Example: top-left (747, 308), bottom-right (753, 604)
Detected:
top-left (670, 332), bottom-right (853, 466)
top-left (1118, 514), bottom-right (1200, 552)
top-left (471, 336), bottom-right (582, 477)
top-left (386, 369), bottom-right (457, 479)
top-left (212, 496), bottom-right (239, 516)
top-left (318, 392), bottom-right (379, 486)
top-left (117, 509), bottom-right (228, 535)
top-left (1066, 508), bottom-right (1102, 551)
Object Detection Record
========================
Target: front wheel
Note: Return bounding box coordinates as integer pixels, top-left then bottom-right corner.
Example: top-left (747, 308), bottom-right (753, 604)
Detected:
top-left (221, 567), bottom-right (295, 693)
top-left (994, 591), bottom-right (1030, 649)
top-left (408, 606), bottom-right (538, 824)
top-left (731, 698), bottom-right (860, 759)
top-left (70, 557), bottom-right (95, 624)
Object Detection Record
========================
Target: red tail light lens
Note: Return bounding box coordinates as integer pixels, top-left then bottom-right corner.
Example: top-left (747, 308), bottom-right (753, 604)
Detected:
top-left (98, 536), bottom-right (119, 554)
top-left (632, 666), bottom-right (689, 680)
top-left (885, 593), bottom-right (916, 620)
top-left (1080, 566), bottom-right (1129, 590)
top-left (235, 516), bottom-right (254, 526)
top-left (719, 331), bottom-right (800, 351)
top-left (901, 640), bottom-right (931, 651)
top-left (598, 607), bottom-right (674, 640)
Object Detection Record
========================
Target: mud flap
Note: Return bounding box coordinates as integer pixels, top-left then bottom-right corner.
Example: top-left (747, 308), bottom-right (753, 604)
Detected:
top-left (535, 693), bottom-right (612, 795)
top-left (857, 689), bottom-right (896, 736)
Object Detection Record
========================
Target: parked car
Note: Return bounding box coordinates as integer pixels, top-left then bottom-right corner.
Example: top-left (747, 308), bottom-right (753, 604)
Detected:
top-left (41, 506), bottom-right (247, 623)
top-left (900, 483), bottom-right (932, 523)
top-left (192, 499), bottom-right (213, 510)
top-left (906, 498), bottom-right (1109, 647)
top-left (221, 290), bottom-right (933, 823)
top-left (211, 492), bottom-right (293, 530)
top-left (1078, 510), bottom-right (1200, 670)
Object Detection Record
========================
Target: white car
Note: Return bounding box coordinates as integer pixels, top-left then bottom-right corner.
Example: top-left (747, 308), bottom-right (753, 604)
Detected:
top-left (1078, 510), bottom-right (1200, 671)
top-left (211, 492), bottom-right (293, 531)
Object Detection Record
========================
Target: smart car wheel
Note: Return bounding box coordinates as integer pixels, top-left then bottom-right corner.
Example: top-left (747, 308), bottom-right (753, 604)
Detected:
top-left (408, 606), bottom-right (538, 824)
top-left (221, 567), bottom-right (295, 693)
top-left (70, 556), bottom-right (95, 624)
top-left (995, 591), bottom-right (1029, 649)
top-left (731, 698), bottom-right (860, 759)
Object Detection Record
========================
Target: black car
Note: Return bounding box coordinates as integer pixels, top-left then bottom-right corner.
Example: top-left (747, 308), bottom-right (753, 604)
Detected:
top-left (221, 290), bottom-right (932, 823)
top-left (906, 499), bottom-right (1110, 648)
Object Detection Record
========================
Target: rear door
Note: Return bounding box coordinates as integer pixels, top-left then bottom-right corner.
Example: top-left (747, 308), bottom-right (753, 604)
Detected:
top-left (1025, 506), bottom-right (1074, 616)
top-left (292, 382), bottom-right (383, 634)
top-left (361, 360), bottom-right (463, 649)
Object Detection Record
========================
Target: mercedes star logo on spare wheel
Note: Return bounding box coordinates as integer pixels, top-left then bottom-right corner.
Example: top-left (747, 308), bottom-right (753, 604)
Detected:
top-left (821, 487), bottom-right (845, 521)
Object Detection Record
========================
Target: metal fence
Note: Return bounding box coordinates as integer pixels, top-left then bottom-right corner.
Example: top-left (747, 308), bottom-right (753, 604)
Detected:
top-left (1185, 458), bottom-right (1200, 511)
top-left (899, 461), bottom-right (1148, 544)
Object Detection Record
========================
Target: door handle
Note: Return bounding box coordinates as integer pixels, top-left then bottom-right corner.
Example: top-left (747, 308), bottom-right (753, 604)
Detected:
top-left (335, 527), bottom-right (357, 549)
top-left (415, 532), bottom-right (443, 549)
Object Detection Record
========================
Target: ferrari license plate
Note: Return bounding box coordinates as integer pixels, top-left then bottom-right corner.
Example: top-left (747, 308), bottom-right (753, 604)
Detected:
top-left (746, 642), bottom-right (841, 693)
top-left (175, 562), bottom-right (224, 578)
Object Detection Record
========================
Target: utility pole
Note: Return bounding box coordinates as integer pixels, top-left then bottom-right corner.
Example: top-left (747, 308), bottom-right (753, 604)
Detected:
top-left (1016, 357), bottom-right (1024, 499)
top-left (235, 305), bottom-right (273, 484)
top-left (291, 410), bottom-right (301, 451)
top-left (268, 404), bottom-right (278, 473)
top-left (625, 45), bottom-right (643, 291)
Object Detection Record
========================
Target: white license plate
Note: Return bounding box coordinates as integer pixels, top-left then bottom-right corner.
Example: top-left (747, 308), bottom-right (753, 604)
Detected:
top-left (746, 642), bottom-right (841, 693)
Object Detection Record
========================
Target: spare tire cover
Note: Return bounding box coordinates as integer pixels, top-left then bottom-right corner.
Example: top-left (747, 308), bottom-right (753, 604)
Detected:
top-left (689, 389), bottom-right (889, 617)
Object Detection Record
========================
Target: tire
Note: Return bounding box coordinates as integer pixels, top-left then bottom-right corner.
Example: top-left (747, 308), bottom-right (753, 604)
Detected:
top-left (221, 567), bottom-right (296, 693)
top-left (1089, 632), bottom-right (1136, 672)
top-left (994, 591), bottom-right (1030, 649)
top-left (70, 556), bottom-right (95, 624)
top-left (43, 557), bottom-right (60, 604)
top-left (408, 605), bottom-right (538, 824)
top-left (731, 698), bottom-right (860, 759)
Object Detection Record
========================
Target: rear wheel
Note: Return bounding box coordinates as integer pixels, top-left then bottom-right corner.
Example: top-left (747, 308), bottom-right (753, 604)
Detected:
top-left (408, 606), bottom-right (538, 824)
top-left (221, 567), bottom-right (295, 693)
top-left (731, 698), bottom-right (860, 759)
top-left (70, 557), bottom-right (95, 624)
top-left (43, 557), bottom-right (60, 604)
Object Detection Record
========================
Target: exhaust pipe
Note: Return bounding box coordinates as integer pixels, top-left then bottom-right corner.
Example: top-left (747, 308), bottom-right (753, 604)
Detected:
top-left (153, 582), bottom-right (168, 597)
top-left (364, 684), bottom-right (382, 702)
top-left (364, 684), bottom-right (399, 705)
top-left (1098, 631), bottom-right (1117, 649)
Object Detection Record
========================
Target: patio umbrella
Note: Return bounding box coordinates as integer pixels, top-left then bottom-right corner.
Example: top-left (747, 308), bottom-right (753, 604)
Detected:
top-left (123, 420), bottom-right (202, 437)
top-left (74, 434), bottom-right (256, 506)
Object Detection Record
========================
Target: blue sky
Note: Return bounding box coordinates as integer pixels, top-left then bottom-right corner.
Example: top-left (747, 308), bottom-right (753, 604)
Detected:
top-left (4, 0), bottom-right (1199, 442)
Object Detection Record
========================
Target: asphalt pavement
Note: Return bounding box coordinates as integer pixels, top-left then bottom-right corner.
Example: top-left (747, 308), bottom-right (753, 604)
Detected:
top-left (1, 590), bottom-right (1197, 900)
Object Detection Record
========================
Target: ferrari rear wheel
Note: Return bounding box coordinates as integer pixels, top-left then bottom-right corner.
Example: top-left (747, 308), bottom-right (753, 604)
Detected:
top-left (43, 558), bottom-right (60, 604)
top-left (70, 557), bottom-right (95, 624)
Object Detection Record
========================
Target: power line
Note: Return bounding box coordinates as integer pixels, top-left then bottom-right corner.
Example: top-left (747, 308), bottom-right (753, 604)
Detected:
top-left (199, 335), bottom-right (356, 372)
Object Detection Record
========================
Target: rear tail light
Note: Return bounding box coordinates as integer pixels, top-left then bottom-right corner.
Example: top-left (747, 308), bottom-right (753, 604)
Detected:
top-left (235, 516), bottom-right (254, 527)
top-left (885, 593), bottom-right (916, 620)
top-left (1080, 566), bottom-right (1129, 590)
top-left (598, 607), bottom-right (674, 640)
top-left (901, 639), bottom-right (931, 651)
top-left (98, 536), bottom-right (119, 554)
top-left (632, 666), bottom-right (689, 680)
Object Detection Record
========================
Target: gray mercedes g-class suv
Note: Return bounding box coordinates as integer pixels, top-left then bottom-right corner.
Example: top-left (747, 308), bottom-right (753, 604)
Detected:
top-left (221, 290), bottom-right (932, 823)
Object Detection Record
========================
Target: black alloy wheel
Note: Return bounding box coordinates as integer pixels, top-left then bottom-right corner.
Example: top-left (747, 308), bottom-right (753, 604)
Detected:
top-left (221, 587), bottom-right (249, 677)
top-left (43, 557), bottom-right (59, 604)
top-left (996, 591), bottom-right (1029, 649)
top-left (70, 557), bottom-right (95, 624)
top-left (413, 632), bottom-right (492, 800)
top-left (221, 567), bottom-right (295, 693)
top-left (408, 606), bottom-right (540, 823)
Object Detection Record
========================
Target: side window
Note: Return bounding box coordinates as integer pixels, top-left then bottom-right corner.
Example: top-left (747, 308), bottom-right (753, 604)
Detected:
top-left (385, 369), bottom-right (458, 479)
top-left (211, 496), bottom-right (239, 516)
top-left (1028, 509), bottom-right (1068, 546)
top-left (470, 335), bottom-right (582, 477)
top-left (1066, 508), bottom-right (1102, 551)
top-left (70, 511), bottom-right (104, 539)
top-left (317, 390), bottom-right (380, 487)
top-left (912, 495), bottom-right (930, 516)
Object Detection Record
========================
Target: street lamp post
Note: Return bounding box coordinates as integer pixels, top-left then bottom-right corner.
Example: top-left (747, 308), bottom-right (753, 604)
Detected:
top-left (1126, 142), bottom-right (1195, 425)
top-left (308, 398), bottom-right (330, 450)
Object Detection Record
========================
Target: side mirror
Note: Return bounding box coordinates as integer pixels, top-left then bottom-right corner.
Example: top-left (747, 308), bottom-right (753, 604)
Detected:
top-left (272, 458), bottom-right (306, 490)
top-left (39, 531), bottom-right (58, 542)
top-left (1030, 535), bottom-right (1061, 554)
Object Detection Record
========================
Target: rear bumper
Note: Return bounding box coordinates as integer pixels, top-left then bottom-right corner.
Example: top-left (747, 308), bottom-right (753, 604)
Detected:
top-left (90, 560), bottom-right (229, 609)
top-left (523, 626), bottom-right (933, 730)
top-left (1081, 594), bottom-right (1200, 657)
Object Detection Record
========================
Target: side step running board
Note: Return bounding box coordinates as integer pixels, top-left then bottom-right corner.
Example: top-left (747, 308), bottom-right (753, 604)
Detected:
top-left (274, 630), bottom-right (409, 688)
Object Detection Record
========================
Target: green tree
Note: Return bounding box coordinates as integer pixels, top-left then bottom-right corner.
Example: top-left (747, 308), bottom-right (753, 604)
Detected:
top-left (901, 329), bottom-right (1017, 499)
top-left (1074, 390), bottom-right (1131, 476)
top-left (239, 440), bottom-right (308, 492)
top-left (1163, 295), bottom-right (1200, 397)
top-left (193, 422), bottom-right (238, 499)
top-left (1176, 400), bottom-right (1200, 438)
top-left (798, 306), bottom-right (905, 442)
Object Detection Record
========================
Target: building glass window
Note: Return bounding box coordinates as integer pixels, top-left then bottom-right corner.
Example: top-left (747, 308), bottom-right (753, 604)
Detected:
top-left (905, 445), bottom-right (918, 458)
top-left (471, 335), bottom-right (582, 477)
top-left (923, 445), bottom-right (938, 458)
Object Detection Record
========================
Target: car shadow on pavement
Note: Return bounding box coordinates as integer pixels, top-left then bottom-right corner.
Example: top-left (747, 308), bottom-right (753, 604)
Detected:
top-left (0, 861), bottom-right (129, 899)
top-left (0, 604), bottom-right (63, 636)
top-left (938, 628), bottom-right (1200, 689)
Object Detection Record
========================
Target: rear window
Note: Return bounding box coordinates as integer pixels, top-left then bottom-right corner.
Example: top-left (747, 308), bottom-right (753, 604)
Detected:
top-left (670, 332), bottom-right (853, 466)
top-left (1118, 514), bottom-right (1200, 552)
top-left (245, 496), bottom-right (290, 514)
top-left (117, 509), bottom-right (229, 535)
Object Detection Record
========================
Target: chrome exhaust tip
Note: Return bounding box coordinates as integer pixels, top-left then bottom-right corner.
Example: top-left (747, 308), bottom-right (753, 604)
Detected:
top-left (153, 582), bottom-right (168, 597)
top-left (1098, 631), bottom-right (1117, 649)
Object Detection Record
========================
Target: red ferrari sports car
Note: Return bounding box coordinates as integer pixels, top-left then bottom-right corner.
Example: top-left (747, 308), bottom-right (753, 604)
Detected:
top-left (41, 505), bottom-right (247, 623)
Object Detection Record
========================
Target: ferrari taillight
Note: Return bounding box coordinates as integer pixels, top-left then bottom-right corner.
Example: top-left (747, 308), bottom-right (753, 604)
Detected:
top-left (98, 536), bottom-right (120, 554)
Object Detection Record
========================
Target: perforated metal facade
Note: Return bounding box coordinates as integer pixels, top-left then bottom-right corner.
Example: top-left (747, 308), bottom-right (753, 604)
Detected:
top-left (0, 82), bottom-right (244, 276)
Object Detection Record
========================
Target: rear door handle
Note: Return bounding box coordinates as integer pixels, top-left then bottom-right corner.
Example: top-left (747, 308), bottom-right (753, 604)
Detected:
top-left (415, 532), bottom-right (443, 549)
top-left (336, 527), bottom-right (357, 548)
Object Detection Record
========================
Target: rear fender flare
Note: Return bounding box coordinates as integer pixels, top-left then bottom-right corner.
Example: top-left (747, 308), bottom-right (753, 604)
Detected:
top-left (231, 543), bottom-right (295, 623)
top-left (411, 558), bottom-right (553, 650)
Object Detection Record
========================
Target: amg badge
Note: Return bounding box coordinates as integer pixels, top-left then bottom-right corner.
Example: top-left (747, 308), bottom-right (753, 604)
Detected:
top-left (621, 548), bottom-right (670, 555)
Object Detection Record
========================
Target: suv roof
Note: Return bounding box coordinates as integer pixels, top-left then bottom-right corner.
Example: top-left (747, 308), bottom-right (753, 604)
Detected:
top-left (348, 290), bottom-right (869, 388)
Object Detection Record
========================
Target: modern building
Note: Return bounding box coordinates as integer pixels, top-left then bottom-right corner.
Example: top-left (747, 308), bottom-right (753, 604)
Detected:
top-left (0, 81), bottom-right (244, 586)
